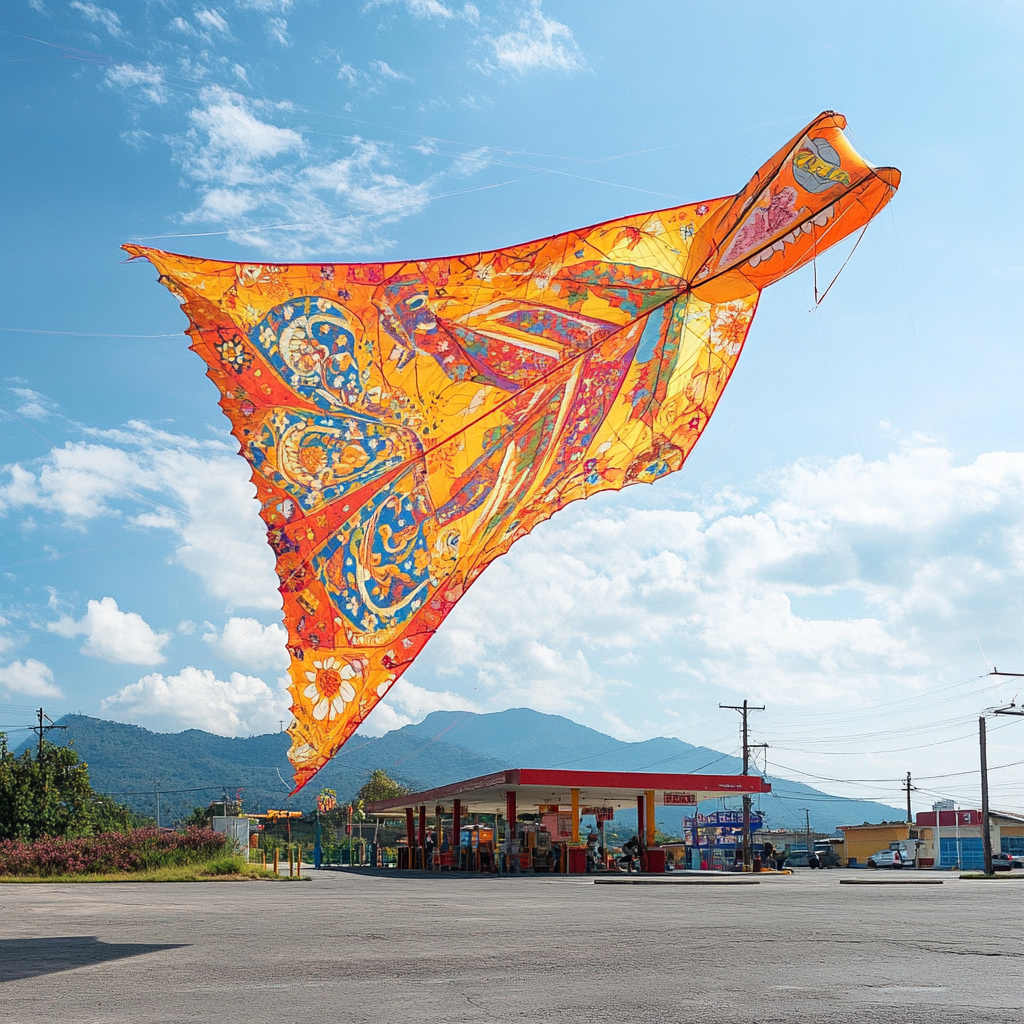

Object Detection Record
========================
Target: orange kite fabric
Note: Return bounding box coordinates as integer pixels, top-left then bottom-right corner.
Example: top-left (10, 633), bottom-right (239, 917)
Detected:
top-left (126, 112), bottom-right (899, 792)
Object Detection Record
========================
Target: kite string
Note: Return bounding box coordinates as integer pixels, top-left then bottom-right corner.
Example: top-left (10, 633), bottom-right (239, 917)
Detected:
top-left (810, 223), bottom-right (870, 309)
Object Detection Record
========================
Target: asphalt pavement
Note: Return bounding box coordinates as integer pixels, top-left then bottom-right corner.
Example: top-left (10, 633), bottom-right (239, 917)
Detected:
top-left (1, 868), bottom-right (1021, 1023)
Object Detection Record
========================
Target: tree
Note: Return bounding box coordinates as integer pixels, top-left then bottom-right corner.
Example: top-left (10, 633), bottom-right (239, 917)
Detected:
top-left (0, 733), bottom-right (146, 841)
top-left (356, 769), bottom-right (410, 805)
top-left (177, 806), bottom-right (212, 831)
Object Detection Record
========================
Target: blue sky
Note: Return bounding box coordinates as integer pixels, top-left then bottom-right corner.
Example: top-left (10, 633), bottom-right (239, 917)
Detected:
top-left (1, 1), bottom-right (1022, 814)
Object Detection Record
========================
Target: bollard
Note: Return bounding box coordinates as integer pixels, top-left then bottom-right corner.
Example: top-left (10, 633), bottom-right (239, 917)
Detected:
top-left (288, 847), bottom-right (294, 878)
top-left (273, 849), bottom-right (279, 875)
top-left (297, 845), bottom-right (302, 876)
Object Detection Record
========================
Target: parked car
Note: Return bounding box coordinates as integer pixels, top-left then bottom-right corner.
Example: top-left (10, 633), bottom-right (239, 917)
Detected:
top-left (866, 849), bottom-right (903, 869)
top-left (991, 853), bottom-right (1016, 872)
top-left (778, 847), bottom-right (811, 864)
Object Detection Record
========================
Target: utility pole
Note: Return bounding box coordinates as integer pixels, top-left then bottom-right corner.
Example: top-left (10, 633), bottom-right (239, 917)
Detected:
top-left (803, 808), bottom-right (812, 857)
top-left (903, 772), bottom-right (916, 823)
top-left (720, 700), bottom-right (765, 870)
top-left (983, 670), bottom-right (1024, 876)
top-left (31, 708), bottom-right (66, 759)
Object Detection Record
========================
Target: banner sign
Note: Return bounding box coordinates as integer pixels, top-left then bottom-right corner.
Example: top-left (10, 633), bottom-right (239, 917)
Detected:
top-left (663, 792), bottom-right (697, 805)
top-left (580, 806), bottom-right (615, 823)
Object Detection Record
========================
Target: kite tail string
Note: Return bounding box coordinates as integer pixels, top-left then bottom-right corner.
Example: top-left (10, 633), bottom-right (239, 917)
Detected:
top-left (810, 223), bottom-right (871, 310)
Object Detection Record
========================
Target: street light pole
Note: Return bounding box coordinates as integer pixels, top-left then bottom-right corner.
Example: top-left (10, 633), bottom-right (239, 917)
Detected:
top-left (981, 669), bottom-right (1024, 875)
top-left (720, 700), bottom-right (765, 871)
top-left (979, 716), bottom-right (992, 876)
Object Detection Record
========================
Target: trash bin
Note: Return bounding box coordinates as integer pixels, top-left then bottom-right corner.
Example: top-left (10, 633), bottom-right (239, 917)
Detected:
top-left (643, 848), bottom-right (666, 873)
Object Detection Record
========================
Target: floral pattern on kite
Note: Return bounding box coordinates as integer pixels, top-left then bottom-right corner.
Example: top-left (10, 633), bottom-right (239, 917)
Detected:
top-left (125, 112), bottom-right (899, 791)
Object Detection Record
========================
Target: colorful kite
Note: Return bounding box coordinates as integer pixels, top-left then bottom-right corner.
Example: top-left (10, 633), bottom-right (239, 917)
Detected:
top-left (126, 112), bottom-right (899, 791)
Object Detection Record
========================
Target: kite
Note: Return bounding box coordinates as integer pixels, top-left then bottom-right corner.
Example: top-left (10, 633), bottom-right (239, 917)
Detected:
top-left (125, 111), bottom-right (899, 791)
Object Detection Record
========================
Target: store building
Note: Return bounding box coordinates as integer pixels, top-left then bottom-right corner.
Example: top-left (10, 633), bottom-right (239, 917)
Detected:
top-left (839, 808), bottom-right (1024, 869)
top-left (365, 767), bottom-right (771, 873)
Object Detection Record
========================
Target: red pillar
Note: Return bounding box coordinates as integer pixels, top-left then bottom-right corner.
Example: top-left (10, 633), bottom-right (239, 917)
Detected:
top-left (506, 789), bottom-right (517, 842)
top-left (418, 805), bottom-right (427, 865)
top-left (405, 807), bottom-right (414, 870)
top-left (453, 799), bottom-right (462, 868)
top-left (636, 794), bottom-right (646, 870)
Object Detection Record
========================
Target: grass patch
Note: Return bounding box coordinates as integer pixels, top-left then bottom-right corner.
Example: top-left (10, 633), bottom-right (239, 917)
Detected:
top-left (0, 857), bottom-right (304, 883)
top-left (959, 872), bottom-right (1024, 880)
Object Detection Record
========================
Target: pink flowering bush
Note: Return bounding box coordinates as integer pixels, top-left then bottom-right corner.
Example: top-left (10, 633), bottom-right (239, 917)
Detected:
top-left (0, 827), bottom-right (228, 877)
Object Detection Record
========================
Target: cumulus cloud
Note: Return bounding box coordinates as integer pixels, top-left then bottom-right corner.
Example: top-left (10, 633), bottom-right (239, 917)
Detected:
top-left (1, 422), bottom-right (280, 610)
top-left (100, 666), bottom-right (289, 736)
top-left (416, 440), bottom-right (1024, 729)
top-left (484, 1), bottom-right (585, 75)
top-left (203, 617), bottom-right (290, 670)
top-left (357, 678), bottom-right (480, 736)
top-left (49, 597), bottom-right (170, 666)
top-left (0, 659), bottom-right (62, 698)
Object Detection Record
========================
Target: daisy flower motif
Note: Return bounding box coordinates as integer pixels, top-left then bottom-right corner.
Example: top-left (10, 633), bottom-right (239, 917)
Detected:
top-left (303, 656), bottom-right (359, 721)
top-left (288, 741), bottom-right (318, 766)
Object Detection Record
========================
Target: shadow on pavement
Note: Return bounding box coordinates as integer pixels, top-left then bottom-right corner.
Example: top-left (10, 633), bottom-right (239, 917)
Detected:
top-left (0, 936), bottom-right (187, 982)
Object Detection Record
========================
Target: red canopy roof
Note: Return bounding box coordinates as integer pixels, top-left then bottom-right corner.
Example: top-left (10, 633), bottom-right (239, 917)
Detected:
top-left (366, 768), bottom-right (771, 815)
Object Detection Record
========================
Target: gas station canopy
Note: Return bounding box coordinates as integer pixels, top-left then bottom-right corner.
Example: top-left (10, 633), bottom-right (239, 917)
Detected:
top-left (365, 768), bottom-right (771, 816)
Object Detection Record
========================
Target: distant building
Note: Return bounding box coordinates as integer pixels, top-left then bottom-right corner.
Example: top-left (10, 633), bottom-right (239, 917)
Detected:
top-left (839, 810), bottom-right (1024, 869)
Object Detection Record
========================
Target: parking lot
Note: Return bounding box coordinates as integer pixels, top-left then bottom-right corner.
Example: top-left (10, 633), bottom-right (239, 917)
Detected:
top-left (1, 869), bottom-right (1021, 1023)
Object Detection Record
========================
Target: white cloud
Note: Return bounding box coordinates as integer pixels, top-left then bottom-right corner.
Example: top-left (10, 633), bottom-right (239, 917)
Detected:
top-left (194, 9), bottom-right (231, 35)
top-left (357, 679), bottom-right (480, 736)
top-left (49, 596), bottom-right (170, 666)
top-left (368, 0), bottom-right (455, 19)
top-left (416, 440), bottom-right (1024, 724)
top-left (0, 659), bottom-right (62, 699)
top-left (234, 0), bottom-right (293, 10)
top-left (1, 422), bottom-right (281, 610)
top-left (99, 666), bottom-right (288, 736)
top-left (203, 617), bottom-right (290, 670)
top-left (70, 2), bottom-right (122, 37)
top-left (485, 1), bottom-right (585, 75)
top-left (266, 16), bottom-right (290, 44)
top-left (175, 86), bottom-right (436, 256)
top-left (370, 59), bottom-right (412, 82)
top-left (183, 86), bottom-right (303, 187)
top-left (104, 63), bottom-right (169, 105)
top-left (8, 386), bottom-right (58, 420)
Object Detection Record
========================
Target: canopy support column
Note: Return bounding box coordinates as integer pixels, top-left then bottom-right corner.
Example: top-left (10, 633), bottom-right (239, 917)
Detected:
top-left (571, 788), bottom-right (580, 844)
top-left (645, 789), bottom-right (656, 848)
top-left (417, 802), bottom-right (425, 868)
top-left (505, 790), bottom-right (517, 843)
top-left (405, 807), bottom-right (414, 870)
top-left (453, 799), bottom-right (462, 868)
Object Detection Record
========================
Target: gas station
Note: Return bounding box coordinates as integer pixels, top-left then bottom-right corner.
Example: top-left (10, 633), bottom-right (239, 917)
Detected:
top-left (365, 768), bottom-right (771, 874)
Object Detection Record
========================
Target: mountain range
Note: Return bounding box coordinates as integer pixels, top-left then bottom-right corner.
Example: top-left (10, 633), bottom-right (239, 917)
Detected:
top-left (14, 709), bottom-right (903, 834)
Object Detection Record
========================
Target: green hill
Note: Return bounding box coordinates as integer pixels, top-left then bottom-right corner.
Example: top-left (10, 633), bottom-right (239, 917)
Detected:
top-left (13, 710), bottom-right (903, 833)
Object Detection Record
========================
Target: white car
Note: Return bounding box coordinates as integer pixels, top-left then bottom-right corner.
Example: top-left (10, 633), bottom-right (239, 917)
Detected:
top-left (866, 849), bottom-right (903, 869)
